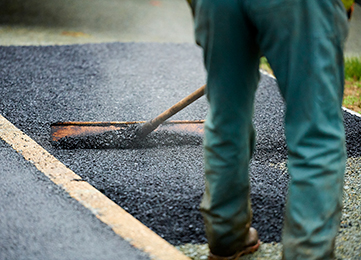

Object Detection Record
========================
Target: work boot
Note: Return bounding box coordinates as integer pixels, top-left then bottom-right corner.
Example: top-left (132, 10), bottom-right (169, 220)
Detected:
top-left (208, 227), bottom-right (260, 260)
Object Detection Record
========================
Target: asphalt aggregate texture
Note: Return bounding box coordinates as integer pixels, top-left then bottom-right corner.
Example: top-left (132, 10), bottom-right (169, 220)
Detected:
top-left (54, 124), bottom-right (141, 149)
top-left (0, 139), bottom-right (149, 260)
top-left (53, 124), bottom-right (203, 149)
top-left (0, 43), bottom-right (360, 246)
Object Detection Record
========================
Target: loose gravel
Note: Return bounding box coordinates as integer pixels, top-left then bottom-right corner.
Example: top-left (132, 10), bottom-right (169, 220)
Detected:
top-left (0, 43), bottom-right (359, 258)
top-left (177, 157), bottom-right (361, 260)
top-left (335, 157), bottom-right (361, 260)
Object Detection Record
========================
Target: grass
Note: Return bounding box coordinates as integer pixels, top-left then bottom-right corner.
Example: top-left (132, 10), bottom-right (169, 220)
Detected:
top-left (260, 57), bottom-right (273, 75)
top-left (259, 57), bottom-right (361, 113)
top-left (345, 57), bottom-right (361, 81)
top-left (344, 57), bottom-right (361, 113)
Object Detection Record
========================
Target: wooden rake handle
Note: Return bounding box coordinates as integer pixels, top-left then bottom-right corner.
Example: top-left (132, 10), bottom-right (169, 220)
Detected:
top-left (136, 84), bottom-right (206, 138)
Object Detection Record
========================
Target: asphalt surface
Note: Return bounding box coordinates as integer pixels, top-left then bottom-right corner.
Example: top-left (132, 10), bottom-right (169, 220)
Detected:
top-left (0, 1), bottom-right (360, 258)
top-left (1, 43), bottom-right (360, 247)
top-left (0, 138), bottom-right (149, 260)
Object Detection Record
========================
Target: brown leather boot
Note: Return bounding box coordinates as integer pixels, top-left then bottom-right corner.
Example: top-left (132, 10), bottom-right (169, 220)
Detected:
top-left (208, 227), bottom-right (260, 260)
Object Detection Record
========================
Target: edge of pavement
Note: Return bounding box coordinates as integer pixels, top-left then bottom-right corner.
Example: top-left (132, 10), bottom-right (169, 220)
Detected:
top-left (0, 114), bottom-right (190, 260)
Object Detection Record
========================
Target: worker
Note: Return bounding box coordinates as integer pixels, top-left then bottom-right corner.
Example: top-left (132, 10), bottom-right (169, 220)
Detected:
top-left (186, 0), bottom-right (354, 259)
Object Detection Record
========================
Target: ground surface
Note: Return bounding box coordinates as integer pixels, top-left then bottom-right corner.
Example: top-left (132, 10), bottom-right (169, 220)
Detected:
top-left (0, 139), bottom-right (149, 260)
top-left (1, 1), bottom-right (360, 259)
top-left (0, 0), bottom-right (194, 45)
top-left (0, 0), bottom-right (360, 58)
top-left (0, 43), bottom-right (360, 249)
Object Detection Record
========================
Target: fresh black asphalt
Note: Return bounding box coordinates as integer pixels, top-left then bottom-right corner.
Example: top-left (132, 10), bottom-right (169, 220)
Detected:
top-left (0, 43), bottom-right (360, 246)
top-left (0, 139), bottom-right (149, 260)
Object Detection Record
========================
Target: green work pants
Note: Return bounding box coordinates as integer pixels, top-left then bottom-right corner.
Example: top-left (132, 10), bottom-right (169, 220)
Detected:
top-left (192, 0), bottom-right (349, 258)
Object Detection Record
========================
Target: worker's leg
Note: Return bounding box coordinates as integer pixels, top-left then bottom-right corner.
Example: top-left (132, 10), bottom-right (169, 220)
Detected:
top-left (247, 0), bottom-right (349, 258)
top-left (193, 0), bottom-right (261, 256)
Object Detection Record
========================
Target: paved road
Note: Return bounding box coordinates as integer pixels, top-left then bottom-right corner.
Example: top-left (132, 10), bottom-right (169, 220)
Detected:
top-left (0, 0), bottom-right (360, 56)
top-left (0, 139), bottom-right (149, 260)
top-left (0, 0), bottom-right (194, 45)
